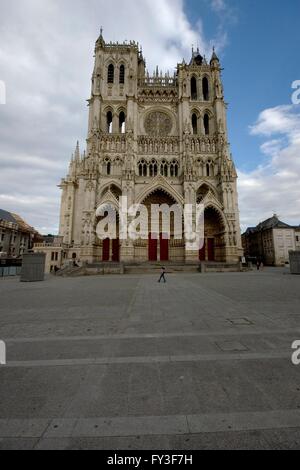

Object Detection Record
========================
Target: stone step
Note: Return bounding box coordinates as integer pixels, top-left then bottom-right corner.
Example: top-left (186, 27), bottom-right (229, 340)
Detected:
top-left (124, 264), bottom-right (200, 274)
top-left (57, 262), bottom-right (243, 277)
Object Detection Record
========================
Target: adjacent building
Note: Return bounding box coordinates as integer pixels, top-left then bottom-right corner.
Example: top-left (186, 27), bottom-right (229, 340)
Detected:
top-left (33, 235), bottom-right (66, 273)
top-left (0, 209), bottom-right (38, 258)
top-left (58, 33), bottom-right (243, 265)
top-left (295, 227), bottom-right (300, 251)
top-left (242, 215), bottom-right (300, 266)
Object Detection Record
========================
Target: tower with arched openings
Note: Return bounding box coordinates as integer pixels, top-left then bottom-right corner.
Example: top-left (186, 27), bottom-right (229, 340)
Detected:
top-left (59, 33), bottom-right (243, 264)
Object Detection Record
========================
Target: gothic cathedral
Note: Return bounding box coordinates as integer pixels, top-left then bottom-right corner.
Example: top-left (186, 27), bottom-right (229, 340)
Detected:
top-left (59, 32), bottom-right (243, 264)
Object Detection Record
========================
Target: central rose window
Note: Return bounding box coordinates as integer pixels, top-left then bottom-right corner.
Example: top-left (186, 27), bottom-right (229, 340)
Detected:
top-left (144, 111), bottom-right (172, 137)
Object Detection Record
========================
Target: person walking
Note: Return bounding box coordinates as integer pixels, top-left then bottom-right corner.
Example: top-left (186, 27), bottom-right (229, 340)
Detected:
top-left (158, 266), bottom-right (167, 283)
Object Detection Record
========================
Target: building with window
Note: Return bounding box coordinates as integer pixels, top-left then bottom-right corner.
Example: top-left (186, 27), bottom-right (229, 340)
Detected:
top-left (33, 235), bottom-right (66, 273)
top-left (59, 33), bottom-right (243, 264)
top-left (294, 227), bottom-right (300, 251)
top-left (0, 209), bottom-right (37, 258)
top-left (242, 216), bottom-right (300, 266)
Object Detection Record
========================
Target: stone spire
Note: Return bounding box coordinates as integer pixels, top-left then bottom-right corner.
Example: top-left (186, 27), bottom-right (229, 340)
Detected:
top-left (210, 47), bottom-right (220, 66)
top-left (74, 141), bottom-right (80, 162)
top-left (95, 26), bottom-right (105, 49)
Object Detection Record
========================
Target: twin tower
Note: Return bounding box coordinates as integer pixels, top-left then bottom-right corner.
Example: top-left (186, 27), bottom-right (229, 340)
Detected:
top-left (59, 31), bottom-right (243, 264)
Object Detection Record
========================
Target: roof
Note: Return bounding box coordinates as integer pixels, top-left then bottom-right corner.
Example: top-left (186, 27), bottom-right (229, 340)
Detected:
top-left (0, 209), bottom-right (17, 224)
top-left (189, 49), bottom-right (204, 66)
top-left (210, 51), bottom-right (219, 63)
top-left (243, 216), bottom-right (294, 236)
top-left (0, 209), bottom-right (37, 234)
top-left (243, 227), bottom-right (256, 236)
top-left (11, 213), bottom-right (35, 233)
top-left (256, 216), bottom-right (292, 231)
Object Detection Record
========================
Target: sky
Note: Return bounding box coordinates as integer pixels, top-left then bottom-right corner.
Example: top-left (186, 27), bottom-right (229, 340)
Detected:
top-left (0, 0), bottom-right (299, 234)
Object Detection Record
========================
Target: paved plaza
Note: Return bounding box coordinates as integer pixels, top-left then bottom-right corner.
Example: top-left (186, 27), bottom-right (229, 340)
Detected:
top-left (0, 268), bottom-right (300, 450)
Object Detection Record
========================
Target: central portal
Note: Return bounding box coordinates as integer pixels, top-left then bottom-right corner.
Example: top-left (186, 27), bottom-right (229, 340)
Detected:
top-left (143, 189), bottom-right (178, 263)
top-left (160, 233), bottom-right (169, 261)
top-left (148, 235), bottom-right (158, 262)
top-left (148, 234), bottom-right (169, 262)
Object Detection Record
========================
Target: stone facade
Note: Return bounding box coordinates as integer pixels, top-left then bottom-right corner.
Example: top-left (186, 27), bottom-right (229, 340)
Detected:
top-left (59, 33), bottom-right (243, 264)
top-left (0, 209), bottom-right (37, 258)
top-left (242, 216), bottom-right (300, 266)
top-left (295, 228), bottom-right (300, 251)
top-left (33, 236), bottom-right (66, 273)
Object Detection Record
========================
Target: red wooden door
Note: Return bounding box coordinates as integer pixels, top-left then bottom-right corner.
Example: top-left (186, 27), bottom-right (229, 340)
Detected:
top-left (102, 238), bottom-right (110, 262)
top-left (160, 233), bottom-right (169, 262)
top-left (207, 238), bottom-right (215, 261)
top-left (112, 239), bottom-right (120, 262)
top-left (199, 238), bottom-right (206, 261)
top-left (148, 234), bottom-right (158, 261)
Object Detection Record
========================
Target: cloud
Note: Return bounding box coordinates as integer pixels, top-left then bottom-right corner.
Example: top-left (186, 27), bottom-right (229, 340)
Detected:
top-left (1, 1), bottom-right (297, 242)
top-left (209, 0), bottom-right (237, 28)
top-left (211, 0), bottom-right (226, 12)
top-left (238, 104), bottom-right (300, 231)
top-left (250, 105), bottom-right (300, 137)
top-left (0, 0), bottom-right (228, 234)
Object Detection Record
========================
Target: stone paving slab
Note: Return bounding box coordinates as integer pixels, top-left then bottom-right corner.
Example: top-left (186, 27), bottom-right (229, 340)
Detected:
top-left (0, 351), bottom-right (292, 368)
top-left (0, 269), bottom-right (300, 449)
top-left (1, 409), bottom-right (300, 440)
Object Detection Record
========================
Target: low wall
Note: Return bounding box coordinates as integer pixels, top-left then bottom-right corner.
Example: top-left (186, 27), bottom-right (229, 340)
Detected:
top-left (60, 263), bottom-right (125, 277)
top-left (199, 262), bottom-right (243, 273)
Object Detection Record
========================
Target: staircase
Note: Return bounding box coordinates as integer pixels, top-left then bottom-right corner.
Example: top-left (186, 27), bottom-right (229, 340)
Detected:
top-left (56, 263), bottom-right (124, 277)
top-left (55, 261), bottom-right (244, 277)
top-left (124, 262), bottom-right (200, 274)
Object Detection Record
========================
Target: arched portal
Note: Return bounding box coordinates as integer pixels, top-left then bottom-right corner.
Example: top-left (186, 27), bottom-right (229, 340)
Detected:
top-left (97, 208), bottom-right (120, 262)
top-left (96, 187), bottom-right (122, 262)
top-left (139, 189), bottom-right (184, 262)
top-left (199, 206), bottom-right (226, 262)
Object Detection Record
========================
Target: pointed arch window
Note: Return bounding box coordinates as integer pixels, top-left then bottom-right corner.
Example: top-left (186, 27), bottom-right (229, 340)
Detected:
top-left (107, 111), bottom-right (113, 134)
top-left (192, 113), bottom-right (198, 135)
top-left (106, 160), bottom-right (111, 176)
top-left (138, 160), bottom-right (148, 177)
top-left (119, 111), bottom-right (126, 134)
top-left (119, 65), bottom-right (125, 84)
top-left (203, 77), bottom-right (209, 101)
top-left (160, 161), bottom-right (168, 178)
top-left (107, 64), bottom-right (114, 84)
top-left (150, 160), bottom-right (158, 177)
top-left (170, 161), bottom-right (179, 178)
top-left (191, 76), bottom-right (197, 100)
top-left (204, 114), bottom-right (210, 135)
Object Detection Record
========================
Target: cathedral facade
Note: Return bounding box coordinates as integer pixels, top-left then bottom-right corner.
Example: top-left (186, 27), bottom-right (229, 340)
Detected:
top-left (59, 32), bottom-right (243, 264)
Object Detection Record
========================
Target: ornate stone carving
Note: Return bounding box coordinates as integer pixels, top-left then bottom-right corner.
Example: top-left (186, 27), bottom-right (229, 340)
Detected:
top-left (144, 111), bottom-right (172, 137)
top-left (138, 136), bottom-right (179, 155)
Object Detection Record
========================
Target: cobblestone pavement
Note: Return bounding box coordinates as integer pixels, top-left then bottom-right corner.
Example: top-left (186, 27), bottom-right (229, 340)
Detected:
top-left (0, 268), bottom-right (300, 449)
